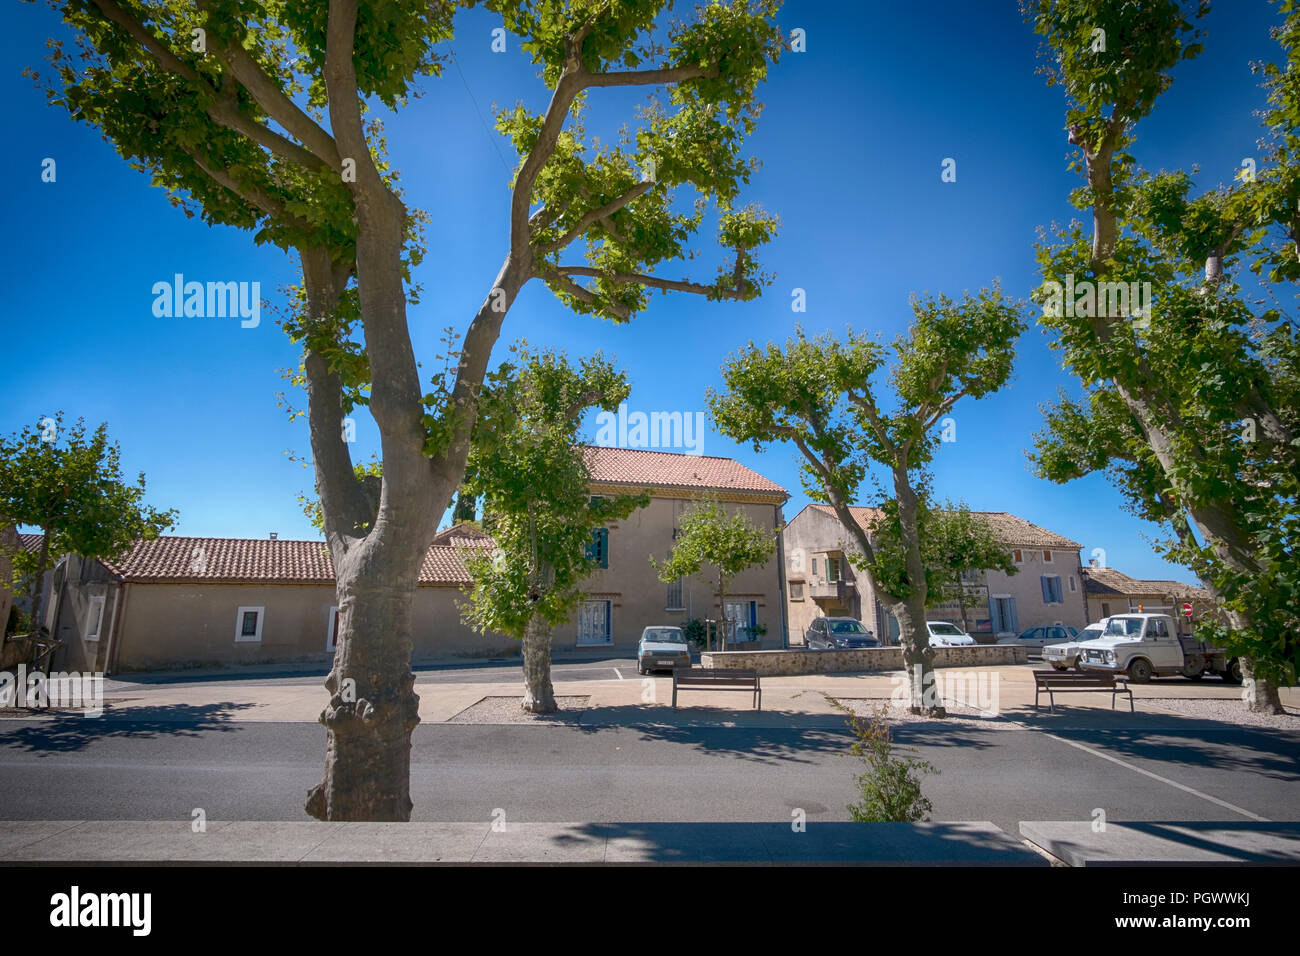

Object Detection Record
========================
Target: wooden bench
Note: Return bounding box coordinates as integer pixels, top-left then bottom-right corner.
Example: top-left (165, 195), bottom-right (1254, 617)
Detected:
top-left (1033, 669), bottom-right (1133, 714)
top-left (672, 667), bottom-right (761, 711)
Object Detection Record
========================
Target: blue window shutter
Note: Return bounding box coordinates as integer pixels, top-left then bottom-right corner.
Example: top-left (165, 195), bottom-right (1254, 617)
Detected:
top-left (1052, 578), bottom-right (1063, 603)
top-left (988, 597), bottom-right (1002, 632)
top-left (1009, 599), bottom-right (1020, 632)
top-left (599, 529), bottom-right (608, 568)
top-left (1040, 576), bottom-right (1051, 603)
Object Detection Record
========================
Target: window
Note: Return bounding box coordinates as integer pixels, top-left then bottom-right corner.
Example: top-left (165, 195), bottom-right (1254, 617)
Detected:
top-left (789, 582), bottom-right (804, 601)
top-left (326, 606), bottom-right (340, 652)
top-left (1043, 550), bottom-right (1053, 563)
top-left (1068, 575), bottom-right (1077, 593)
top-left (1012, 549), bottom-right (1024, 564)
top-left (1101, 602), bottom-right (1111, 617)
top-left (827, 557), bottom-right (841, 583)
top-left (235, 606), bottom-right (264, 643)
top-left (586, 528), bottom-right (609, 569)
top-left (666, 576), bottom-right (684, 610)
top-left (1040, 575), bottom-right (1063, 605)
top-left (811, 558), bottom-right (819, 575)
top-left (85, 595), bottom-right (106, 642)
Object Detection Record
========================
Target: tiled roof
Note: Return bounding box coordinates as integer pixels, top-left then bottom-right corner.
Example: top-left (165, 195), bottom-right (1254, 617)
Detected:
top-left (583, 446), bottom-right (787, 497)
top-left (97, 536), bottom-right (474, 586)
top-left (809, 505), bottom-right (1081, 550)
top-left (1082, 567), bottom-right (1209, 601)
top-left (432, 523), bottom-right (494, 548)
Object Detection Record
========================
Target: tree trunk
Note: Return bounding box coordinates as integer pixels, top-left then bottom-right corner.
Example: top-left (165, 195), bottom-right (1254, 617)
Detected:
top-left (893, 594), bottom-right (945, 717)
top-left (1241, 656), bottom-right (1285, 715)
top-left (521, 615), bottom-right (557, 714)
top-left (305, 544), bottom-right (422, 821)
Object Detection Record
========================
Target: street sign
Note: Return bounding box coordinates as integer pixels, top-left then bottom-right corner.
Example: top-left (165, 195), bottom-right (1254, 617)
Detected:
top-left (1182, 602), bottom-right (1194, 619)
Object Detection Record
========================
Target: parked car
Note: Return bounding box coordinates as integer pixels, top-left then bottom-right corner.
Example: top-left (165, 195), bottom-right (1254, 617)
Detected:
top-left (1041, 621), bottom-right (1104, 670)
top-left (926, 621), bottom-right (977, 647)
top-left (636, 626), bottom-right (692, 674)
top-left (998, 624), bottom-right (1079, 654)
top-left (1077, 613), bottom-right (1241, 683)
top-left (805, 617), bottom-right (879, 649)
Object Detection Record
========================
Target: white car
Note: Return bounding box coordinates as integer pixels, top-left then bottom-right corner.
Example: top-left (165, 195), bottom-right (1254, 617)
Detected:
top-left (926, 621), bottom-right (977, 647)
top-left (636, 626), bottom-right (692, 674)
top-left (1042, 621), bottom-right (1105, 670)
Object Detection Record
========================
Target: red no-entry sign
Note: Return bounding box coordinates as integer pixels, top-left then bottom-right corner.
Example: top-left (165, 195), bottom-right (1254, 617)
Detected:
top-left (1182, 603), bottom-right (1193, 618)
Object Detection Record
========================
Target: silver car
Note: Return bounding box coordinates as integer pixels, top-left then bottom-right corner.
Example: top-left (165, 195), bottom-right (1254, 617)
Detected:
top-left (998, 624), bottom-right (1079, 653)
top-left (636, 626), bottom-right (692, 674)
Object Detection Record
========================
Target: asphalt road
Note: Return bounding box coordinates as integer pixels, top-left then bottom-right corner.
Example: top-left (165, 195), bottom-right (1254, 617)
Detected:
top-left (0, 716), bottom-right (1295, 835)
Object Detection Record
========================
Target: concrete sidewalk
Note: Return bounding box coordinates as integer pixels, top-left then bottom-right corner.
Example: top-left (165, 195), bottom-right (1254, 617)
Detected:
top-left (63, 664), bottom-right (1297, 730)
top-left (1, 820), bottom-right (1046, 865)
top-left (1020, 821), bottom-right (1300, 865)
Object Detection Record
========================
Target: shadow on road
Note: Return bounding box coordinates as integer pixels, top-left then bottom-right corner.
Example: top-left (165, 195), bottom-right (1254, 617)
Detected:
top-left (0, 702), bottom-right (257, 753)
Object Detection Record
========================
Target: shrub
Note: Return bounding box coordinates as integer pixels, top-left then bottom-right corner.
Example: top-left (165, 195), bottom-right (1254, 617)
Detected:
top-left (830, 698), bottom-right (937, 822)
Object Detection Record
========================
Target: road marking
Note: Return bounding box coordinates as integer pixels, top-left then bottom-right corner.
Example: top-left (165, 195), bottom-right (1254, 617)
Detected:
top-left (1038, 729), bottom-right (1269, 821)
top-left (613, 668), bottom-right (623, 681)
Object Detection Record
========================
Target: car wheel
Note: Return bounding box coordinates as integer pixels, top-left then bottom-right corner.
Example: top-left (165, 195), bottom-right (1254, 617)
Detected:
top-left (1222, 658), bottom-right (1244, 685)
top-left (1073, 658), bottom-right (1086, 673)
top-left (1052, 663), bottom-right (1067, 671)
top-left (1127, 658), bottom-right (1153, 684)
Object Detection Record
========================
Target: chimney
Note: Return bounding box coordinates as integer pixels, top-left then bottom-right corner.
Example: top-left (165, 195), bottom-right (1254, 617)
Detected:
top-left (269, 532), bottom-right (278, 540)
top-left (1088, 558), bottom-right (1097, 568)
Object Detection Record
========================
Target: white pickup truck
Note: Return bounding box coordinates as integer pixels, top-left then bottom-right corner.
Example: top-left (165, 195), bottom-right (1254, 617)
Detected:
top-left (1075, 613), bottom-right (1242, 684)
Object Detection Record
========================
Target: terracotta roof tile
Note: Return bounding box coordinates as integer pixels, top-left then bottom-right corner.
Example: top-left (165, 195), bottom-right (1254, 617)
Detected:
top-left (1082, 567), bottom-right (1210, 601)
top-left (809, 505), bottom-right (1081, 550)
top-left (97, 536), bottom-right (475, 586)
top-left (583, 446), bottom-right (786, 496)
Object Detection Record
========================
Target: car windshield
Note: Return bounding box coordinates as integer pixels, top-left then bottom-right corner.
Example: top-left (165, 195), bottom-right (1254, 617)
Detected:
top-left (643, 629), bottom-right (685, 643)
top-left (830, 621), bottom-right (867, 634)
top-left (929, 623), bottom-right (963, 635)
top-left (1103, 618), bottom-right (1144, 637)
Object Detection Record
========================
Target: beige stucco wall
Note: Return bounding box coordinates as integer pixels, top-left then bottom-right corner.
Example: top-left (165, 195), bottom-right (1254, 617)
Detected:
top-left (781, 506), bottom-right (1088, 643)
top-left (112, 581), bottom-right (513, 671)
top-left (556, 493), bottom-right (786, 650)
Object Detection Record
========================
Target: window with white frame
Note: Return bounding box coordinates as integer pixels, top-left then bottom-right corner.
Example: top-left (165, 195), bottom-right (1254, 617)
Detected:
top-left (1068, 575), bottom-right (1077, 593)
top-left (85, 595), bottom-right (106, 642)
top-left (1012, 549), bottom-right (1024, 564)
top-left (326, 606), bottom-right (339, 652)
top-left (1043, 550), bottom-right (1053, 562)
top-left (235, 606), bottom-right (265, 643)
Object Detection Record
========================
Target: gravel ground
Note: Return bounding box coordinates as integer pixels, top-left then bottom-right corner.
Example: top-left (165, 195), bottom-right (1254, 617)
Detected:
top-left (447, 695), bottom-right (590, 724)
top-left (828, 696), bottom-right (1015, 729)
top-left (1143, 697), bottom-right (1300, 730)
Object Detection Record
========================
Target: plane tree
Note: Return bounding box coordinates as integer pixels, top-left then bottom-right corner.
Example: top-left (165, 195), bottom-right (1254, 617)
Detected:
top-left (34, 0), bottom-right (783, 818)
top-left (459, 346), bottom-right (648, 713)
top-left (708, 289), bottom-right (1026, 715)
top-left (1023, 0), bottom-right (1299, 710)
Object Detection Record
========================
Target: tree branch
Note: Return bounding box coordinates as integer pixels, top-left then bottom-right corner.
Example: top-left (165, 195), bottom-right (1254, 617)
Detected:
top-left (182, 146), bottom-right (314, 234)
top-left (535, 180), bottom-right (654, 255)
top-left (549, 265), bottom-right (749, 299)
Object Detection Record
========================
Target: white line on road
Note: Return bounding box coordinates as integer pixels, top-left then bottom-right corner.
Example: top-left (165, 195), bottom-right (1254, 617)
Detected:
top-left (1038, 730), bottom-right (1269, 821)
top-left (613, 669), bottom-right (623, 681)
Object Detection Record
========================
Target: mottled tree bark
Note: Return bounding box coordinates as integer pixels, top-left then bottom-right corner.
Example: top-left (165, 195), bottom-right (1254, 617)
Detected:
top-left (1241, 656), bottom-right (1286, 715)
top-left (521, 615), bottom-right (557, 714)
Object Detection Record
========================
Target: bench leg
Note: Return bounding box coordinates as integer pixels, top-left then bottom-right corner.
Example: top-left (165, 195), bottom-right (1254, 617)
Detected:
top-left (1034, 685), bottom-right (1040, 711)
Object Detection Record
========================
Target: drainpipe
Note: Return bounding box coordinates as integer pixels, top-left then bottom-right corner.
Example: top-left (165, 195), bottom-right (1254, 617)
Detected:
top-left (105, 581), bottom-right (129, 676)
top-left (102, 581), bottom-right (123, 675)
top-left (775, 503), bottom-right (789, 649)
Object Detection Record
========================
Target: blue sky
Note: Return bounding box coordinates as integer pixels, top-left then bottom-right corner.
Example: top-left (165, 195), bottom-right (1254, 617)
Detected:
top-left (1, 0), bottom-right (1287, 584)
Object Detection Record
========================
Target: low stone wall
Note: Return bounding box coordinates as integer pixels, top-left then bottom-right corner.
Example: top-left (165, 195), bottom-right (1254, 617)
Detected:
top-left (699, 644), bottom-right (1028, 676)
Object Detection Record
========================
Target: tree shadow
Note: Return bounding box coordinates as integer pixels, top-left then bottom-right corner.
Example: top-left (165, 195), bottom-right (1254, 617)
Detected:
top-left (0, 701), bottom-right (258, 753)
